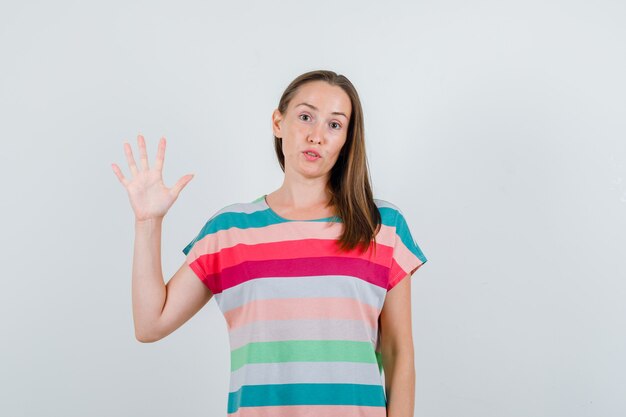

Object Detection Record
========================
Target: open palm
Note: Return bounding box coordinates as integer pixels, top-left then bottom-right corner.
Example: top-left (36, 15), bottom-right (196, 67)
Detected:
top-left (112, 134), bottom-right (193, 221)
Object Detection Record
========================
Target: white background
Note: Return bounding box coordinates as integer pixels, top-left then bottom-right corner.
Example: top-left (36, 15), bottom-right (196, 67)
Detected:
top-left (1, 1), bottom-right (625, 416)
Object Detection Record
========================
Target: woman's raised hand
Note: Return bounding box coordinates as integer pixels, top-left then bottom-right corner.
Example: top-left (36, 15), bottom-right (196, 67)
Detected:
top-left (111, 134), bottom-right (194, 222)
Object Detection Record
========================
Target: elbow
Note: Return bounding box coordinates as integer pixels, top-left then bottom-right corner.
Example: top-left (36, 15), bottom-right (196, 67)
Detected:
top-left (133, 313), bottom-right (167, 343)
top-left (134, 326), bottom-right (162, 343)
top-left (135, 334), bottom-right (154, 343)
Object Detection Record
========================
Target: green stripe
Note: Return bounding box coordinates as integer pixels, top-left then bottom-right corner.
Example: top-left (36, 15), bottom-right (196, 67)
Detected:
top-left (231, 340), bottom-right (378, 371)
top-left (183, 203), bottom-right (403, 256)
top-left (375, 350), bottom-right (383, 374)
top-left (183, 203), bottom-right (428, 264)
top-left (182, 209), bottom-right (281, 255)
top-left (227, 382), bottom-right (386, 413)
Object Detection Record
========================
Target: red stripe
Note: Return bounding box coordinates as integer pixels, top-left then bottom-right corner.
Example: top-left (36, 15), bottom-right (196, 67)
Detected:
top-left (193, 238), bottom-right (393, 276)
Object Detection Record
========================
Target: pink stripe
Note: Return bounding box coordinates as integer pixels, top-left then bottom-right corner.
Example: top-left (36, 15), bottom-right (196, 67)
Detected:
top-left (196, 237), bottom-right (394, 277)
top-left (188, 221), bottom-right (396, 266)
top-left (224, 297), bottom-right (381, 330)
top-left (388, 240), bottom-right (426, 289)
top-left (228, 404), bottom-right (386, 417)
top-left (220, 257), bottom-right (389, 291)
top-left (388, 259), bottom-right (425, 290)
top-left (393, 237), bottom-right (423, 273)
top-left (192, 255), bottom-right (390, 295)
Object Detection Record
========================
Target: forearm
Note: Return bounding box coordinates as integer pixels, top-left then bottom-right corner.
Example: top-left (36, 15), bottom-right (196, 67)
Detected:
top-left (384, 352), bottom-right (416, 417)
top-left (131, 217), bottom-right (166, 341)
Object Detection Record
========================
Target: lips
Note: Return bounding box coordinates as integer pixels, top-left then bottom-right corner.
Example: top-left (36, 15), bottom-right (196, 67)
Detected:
top-left (303, 149), bottom-right (321, 158)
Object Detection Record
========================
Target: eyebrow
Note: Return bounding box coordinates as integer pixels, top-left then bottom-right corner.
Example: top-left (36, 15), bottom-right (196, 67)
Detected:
top-left (295, 102), bottom-right (349, 120)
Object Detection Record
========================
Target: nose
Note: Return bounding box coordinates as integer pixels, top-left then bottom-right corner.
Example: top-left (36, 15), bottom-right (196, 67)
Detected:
top-left (308, 122), bottom-right (324, 144)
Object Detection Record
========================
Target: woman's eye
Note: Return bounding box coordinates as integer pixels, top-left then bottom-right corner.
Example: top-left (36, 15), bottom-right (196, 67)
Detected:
top-left (330, 122), bottom-right (341, 130)
top-left (299, 114), bottom-right (310, 121)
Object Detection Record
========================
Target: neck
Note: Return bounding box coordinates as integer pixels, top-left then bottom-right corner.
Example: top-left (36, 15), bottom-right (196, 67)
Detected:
top-left (270, 174), bottom-right (333, 210)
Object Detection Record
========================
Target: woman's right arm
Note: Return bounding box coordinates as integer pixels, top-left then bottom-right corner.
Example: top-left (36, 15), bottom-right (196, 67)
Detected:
top-left (132, 217), bottom-right (213, 342)
top-left (112, 134), bottom-right (211, 343)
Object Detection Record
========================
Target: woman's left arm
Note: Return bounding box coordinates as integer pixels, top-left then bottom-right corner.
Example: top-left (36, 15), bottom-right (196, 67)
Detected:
top-left (380, 272), bottom-right (415, 417)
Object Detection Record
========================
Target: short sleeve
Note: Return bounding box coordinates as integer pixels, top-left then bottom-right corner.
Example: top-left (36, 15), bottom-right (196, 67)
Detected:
top-left (387, 208), bottom-right (428, 291)
top-left (182, 212), bottom-right (223, 295)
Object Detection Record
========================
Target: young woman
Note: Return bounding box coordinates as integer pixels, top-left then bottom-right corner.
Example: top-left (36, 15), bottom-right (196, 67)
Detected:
top-left (112, 70), bottom-right (427, 417)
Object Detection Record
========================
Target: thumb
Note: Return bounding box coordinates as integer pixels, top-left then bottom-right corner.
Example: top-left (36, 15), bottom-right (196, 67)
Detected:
top-left (171, 174), bottom-right (194, 198)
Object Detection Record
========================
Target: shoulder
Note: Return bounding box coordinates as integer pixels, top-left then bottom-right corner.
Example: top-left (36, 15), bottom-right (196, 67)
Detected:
top-left (205, 195), bottom-right (267, 222)
top-left (373, 198), bottom-right (403, 212)
top-left (183, 196), bottom-right (265, 255)
top-left (373, 198), bottom-right (405, 226)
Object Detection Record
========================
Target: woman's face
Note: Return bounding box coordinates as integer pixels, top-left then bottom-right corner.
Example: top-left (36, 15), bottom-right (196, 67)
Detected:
top-left (272, 80), bottom-right (352, 183)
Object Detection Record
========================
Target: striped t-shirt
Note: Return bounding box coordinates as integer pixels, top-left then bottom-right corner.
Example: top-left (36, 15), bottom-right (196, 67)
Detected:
top-left (183, 194), bottom-right (427, 417)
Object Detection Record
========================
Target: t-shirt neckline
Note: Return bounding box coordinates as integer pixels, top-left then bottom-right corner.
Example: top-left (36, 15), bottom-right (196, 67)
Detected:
top-left (261, 194), bottom-right (338, 222)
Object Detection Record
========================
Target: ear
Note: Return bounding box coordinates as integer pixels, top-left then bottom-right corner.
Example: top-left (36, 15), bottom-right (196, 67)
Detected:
top-left (271, 109), bottom-right (283, 138)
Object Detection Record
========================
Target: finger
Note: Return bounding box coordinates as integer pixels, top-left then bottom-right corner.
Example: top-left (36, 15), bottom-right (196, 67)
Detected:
top-left (137, 134), bottom-right (149, 171)
top-left (154, 137), bottom-right (166, 172)
top-left (111, 163), bottom-right (129, 186)
top-left (124, 142), bottom-right (139, 177)
top-left (170, 174), bottom-right (194, 198)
